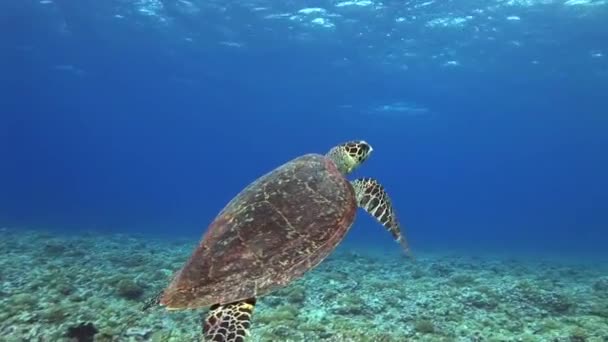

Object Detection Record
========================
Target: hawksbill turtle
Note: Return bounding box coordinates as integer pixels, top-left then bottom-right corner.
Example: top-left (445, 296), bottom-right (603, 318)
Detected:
top-left (145, 140), bottom-right (411, 342)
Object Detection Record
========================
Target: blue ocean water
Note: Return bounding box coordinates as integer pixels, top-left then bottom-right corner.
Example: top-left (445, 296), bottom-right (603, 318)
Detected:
top-left (2, 0), bottom-right (608, 257)
top-left (2, 1), bottom-right (608, 341)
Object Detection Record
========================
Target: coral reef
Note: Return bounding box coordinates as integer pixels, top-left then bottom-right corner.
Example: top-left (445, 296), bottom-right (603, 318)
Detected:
top-left (0, 227), bottom-right (607, 341)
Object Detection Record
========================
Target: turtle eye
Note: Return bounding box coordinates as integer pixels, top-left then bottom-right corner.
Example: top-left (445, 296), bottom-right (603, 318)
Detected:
top-left (358, 143), bottom-right (370, 154)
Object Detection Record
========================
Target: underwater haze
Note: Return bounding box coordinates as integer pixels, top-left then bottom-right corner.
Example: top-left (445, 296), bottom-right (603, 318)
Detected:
top-left (1, 0), bottom-right (608, 341)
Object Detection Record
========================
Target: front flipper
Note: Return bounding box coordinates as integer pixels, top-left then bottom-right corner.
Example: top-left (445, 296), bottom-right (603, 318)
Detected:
top-left (352, 178), bottom-right (412, 257)
top-left (203, 298), bottom-right (256, 342)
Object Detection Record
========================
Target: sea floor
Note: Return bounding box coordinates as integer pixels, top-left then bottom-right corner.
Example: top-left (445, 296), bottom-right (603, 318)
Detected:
top-left (1, 227), bottom-right (607, 342)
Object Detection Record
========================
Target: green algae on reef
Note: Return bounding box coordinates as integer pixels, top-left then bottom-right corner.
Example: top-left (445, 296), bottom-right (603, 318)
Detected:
top-left (1, 227), bottom-right (607, 341)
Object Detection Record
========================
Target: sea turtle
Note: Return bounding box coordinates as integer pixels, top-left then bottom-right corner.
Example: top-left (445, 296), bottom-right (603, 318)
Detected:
top-left (146, 140), bottom-right (411, 342)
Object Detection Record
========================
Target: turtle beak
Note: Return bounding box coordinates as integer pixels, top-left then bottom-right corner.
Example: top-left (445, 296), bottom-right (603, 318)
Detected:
top-left (361, 140), bottom-right (373, 154)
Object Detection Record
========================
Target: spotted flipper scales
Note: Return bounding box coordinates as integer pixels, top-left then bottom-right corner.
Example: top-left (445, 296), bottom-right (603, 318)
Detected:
top-left (352, 177), bottom-right (411, 256)
top-left (203, 298), bottom-right (256, 342)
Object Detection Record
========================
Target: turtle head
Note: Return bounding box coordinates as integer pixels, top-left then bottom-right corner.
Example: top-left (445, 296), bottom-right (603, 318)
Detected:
top-left (326, 140), bottom-right (373, 175)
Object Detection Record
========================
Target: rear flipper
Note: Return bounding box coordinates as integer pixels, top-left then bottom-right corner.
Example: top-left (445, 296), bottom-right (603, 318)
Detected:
top-left (203, 298), bottom-right (256, 342)
top-left (351, 178), bottom-right (412, 257)
top-left (142, 290), bottom-right (163, 312)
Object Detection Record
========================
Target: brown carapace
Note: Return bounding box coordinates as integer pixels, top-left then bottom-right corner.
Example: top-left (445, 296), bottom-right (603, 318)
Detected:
top-left (144, 140), bottom-right (412, 342)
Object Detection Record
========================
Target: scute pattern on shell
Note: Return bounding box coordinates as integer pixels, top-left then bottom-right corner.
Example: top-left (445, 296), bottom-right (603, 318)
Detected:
top-left (160, 153), bottom-right (357, 309)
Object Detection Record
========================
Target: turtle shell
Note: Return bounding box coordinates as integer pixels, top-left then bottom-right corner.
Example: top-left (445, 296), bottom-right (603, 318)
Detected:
top-left (160, 153), bottom-right (357, 310)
